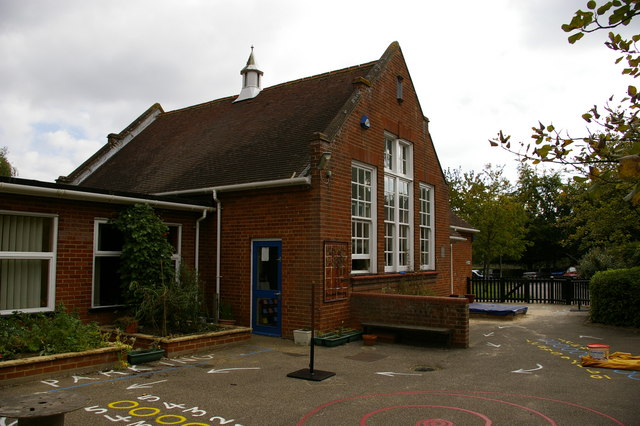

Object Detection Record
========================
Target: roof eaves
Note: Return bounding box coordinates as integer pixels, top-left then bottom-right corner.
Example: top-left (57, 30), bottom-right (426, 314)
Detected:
top-left (60, 103), bottom-right (164, 185)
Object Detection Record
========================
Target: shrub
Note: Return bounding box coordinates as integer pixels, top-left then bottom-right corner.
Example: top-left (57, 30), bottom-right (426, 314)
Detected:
top-left (131, 264), bottom-right (208, 336)
top-left (0, 306), bottom-right (104, 359)
top-left (110, 203), bottom-right (175, 305)
top-left (578, 247), bottom-right (624, 279)
top-left (589, 266), bottom-right (640, 327)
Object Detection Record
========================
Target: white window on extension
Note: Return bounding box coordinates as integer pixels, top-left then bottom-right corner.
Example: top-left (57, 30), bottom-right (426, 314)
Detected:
top-left (0, 211), bottom-right (57, 314)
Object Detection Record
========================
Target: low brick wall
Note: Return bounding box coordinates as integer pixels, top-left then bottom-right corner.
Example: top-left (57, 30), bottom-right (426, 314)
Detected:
top-left (129, 326), bottom-right (252, 357)
top-left (350, 293), bottom-right (469, 348)
top-left (0, 346), bottom-right (123, 385)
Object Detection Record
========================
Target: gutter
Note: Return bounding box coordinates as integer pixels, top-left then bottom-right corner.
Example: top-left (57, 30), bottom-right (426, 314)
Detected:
top-left (0, 182), bottom-right (214, 213)
top-left (155, 176), bottom-right (311, 197)
top-left (450, 225), bottom-right (480, 234)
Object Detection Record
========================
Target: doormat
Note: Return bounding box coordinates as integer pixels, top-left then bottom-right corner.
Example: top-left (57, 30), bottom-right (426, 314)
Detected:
top-left (345, 352), bottom-right (388, 362)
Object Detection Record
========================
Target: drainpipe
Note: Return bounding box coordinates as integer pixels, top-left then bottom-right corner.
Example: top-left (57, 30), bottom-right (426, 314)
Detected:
top-left (450, 243), bottom-right (454, 295)
top-left (195, 209), bottom-right (208, 274)
top-left (213, 190), bottom-right (222, 322)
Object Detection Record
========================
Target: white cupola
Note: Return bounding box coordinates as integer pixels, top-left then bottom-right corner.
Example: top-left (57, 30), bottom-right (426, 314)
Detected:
top-left (234, 46), bottom-right (263, 102)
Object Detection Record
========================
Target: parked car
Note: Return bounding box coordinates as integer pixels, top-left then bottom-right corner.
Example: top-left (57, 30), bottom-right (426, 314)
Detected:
top-left (563, 266), bottom-right (579, 279)
top-left (522, 271), bottom-right (542, 279)
top-left (472, 270), bottom-right (484, 279)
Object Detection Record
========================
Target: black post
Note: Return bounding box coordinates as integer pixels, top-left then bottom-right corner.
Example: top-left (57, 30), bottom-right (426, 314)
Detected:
top-left (286, 281), bottom-right (335, 381)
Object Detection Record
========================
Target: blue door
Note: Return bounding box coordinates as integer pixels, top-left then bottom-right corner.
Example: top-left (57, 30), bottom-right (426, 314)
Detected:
top-left (252, 240), bottom-right (282, 336)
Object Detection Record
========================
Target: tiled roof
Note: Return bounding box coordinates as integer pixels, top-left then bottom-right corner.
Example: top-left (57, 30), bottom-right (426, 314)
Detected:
top-left (449, 211), bottom-right (478, 232)
top-left (74, 59), bottom-right (378, 194)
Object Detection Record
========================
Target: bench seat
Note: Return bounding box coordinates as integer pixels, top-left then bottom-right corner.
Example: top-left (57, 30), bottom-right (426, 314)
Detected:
top-left (361, 321), bottom-right (453, 347)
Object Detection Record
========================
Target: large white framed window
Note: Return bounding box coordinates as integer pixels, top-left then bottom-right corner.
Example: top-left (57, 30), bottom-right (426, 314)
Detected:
top-left (419, 184), bottom-right (435, 270)
top-left (351, 162), bottom-right (377, 274)
top-left (384, 133), bottom-right (413, 272)
top-left (92, 220), bottom-right (182, 308)
top-left (0, 211), bottom-right (57, 314)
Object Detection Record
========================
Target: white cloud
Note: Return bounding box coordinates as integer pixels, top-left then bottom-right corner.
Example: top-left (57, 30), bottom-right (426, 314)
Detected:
top-left (0, 0), bottom-right (634, 183)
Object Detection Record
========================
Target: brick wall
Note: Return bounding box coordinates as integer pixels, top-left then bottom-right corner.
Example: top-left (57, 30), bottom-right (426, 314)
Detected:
top-left (0, 346), bottom-right (122, 385)
top-left (1, 193), bottom-right (209, 324)
top-left (214, 185), bottom-right (319, 336)
top-left (451, 233), bottom-right (474, 296)
top-left (349, 292), bottom-right (469, 348)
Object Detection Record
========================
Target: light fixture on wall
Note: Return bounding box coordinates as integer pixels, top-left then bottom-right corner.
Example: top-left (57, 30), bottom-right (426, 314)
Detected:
top-left (318, 152), bottom-right (332, 179)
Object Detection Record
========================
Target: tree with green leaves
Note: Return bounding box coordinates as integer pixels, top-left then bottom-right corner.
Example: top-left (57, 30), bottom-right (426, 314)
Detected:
top-left (447, 165), bottom-right (529, 276)
top-left (515, 164), bottom-right (574, 270)
top-left (491, 0), bottom-right (640, 204)
top-left (0, 146), bottom-right (17, 177)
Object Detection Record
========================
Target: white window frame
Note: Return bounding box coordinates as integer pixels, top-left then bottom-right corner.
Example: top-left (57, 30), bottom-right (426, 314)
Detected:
top-left (92, 219), bottom-right (124, 308)
top-left (419, 184), bottom-right (435, 270)
top-left (0, 210), bottom-right (58, 314)
top-left (166, 223), bottom-right (182, 278)
top-left (384, 133), bottom-right (413, 273)
top-left (351, 161), bottom-right (377, 274)
top-left (92, 219), bottom-right (183, 308)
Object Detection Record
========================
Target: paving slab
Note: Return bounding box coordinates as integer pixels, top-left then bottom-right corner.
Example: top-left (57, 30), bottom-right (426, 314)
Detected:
top-left (1, 304), bottom-right (639, 425)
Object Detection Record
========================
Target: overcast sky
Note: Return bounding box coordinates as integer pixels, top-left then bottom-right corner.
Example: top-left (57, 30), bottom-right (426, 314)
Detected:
top-left (0, 0), bottom-right (634, 183)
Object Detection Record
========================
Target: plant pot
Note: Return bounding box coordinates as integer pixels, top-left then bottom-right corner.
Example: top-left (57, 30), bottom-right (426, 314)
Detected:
top-left (127, 348), bottom-right (165, 365)
top-left (125, 321), bottom-right (139, 334)
top-left (293, 329), bottom-right (312, 346)
top-left (465, 294), bottom-right (476, 303)
top-left (313, 330), bottom-right (362, 347)
top-left (362, 334), bottom-right (377, 346)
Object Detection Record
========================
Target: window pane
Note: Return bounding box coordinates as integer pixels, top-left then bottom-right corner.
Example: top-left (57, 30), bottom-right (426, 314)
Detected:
top-left (0, 259), bottom-right (48, 310)
top-left (167, 226), bottom-right (179, 254)
top-left (385, 223), bottom-right (394, 267)
top-left (352, 258), bottom-right (370, 271)
top-left (94, 256), bottom-right (124, 307)
top-left (384, 138), bottom-right (393, 170)
top-left (0, 215), bottom-right (51, 252)
top-left (98, 223), bottom-right (124, 251)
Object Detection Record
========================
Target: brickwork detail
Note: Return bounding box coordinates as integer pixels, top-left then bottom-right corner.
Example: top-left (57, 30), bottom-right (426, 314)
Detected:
top-left (349, 292), bottom-right (469, 348)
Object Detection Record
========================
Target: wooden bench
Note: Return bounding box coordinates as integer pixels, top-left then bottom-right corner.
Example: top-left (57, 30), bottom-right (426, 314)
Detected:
top-left (361, 321), bottom-right (453, 347)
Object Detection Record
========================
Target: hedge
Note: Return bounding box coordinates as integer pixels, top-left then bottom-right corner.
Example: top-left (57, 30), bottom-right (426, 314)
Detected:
top-left (589, 266), bottom-right (640, 328)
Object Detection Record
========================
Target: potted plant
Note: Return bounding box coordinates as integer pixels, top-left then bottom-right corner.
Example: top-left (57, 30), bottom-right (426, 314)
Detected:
top-left (127, 340), bottom-right (165, 365)
top-left (293, 329), bottom-right (312, 345)
top-left (362, 334), bottom-right (377, 346)
top-left (313, 325), bottom-right (362, 347)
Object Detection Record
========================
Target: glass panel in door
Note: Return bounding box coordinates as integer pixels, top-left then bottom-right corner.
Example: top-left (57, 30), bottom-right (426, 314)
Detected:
top-left (252, 241), bottom-right (282, 336)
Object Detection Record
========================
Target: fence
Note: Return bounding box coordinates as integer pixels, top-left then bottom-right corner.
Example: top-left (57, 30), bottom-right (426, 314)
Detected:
top-left (467, 277), bottom-right (590, 306)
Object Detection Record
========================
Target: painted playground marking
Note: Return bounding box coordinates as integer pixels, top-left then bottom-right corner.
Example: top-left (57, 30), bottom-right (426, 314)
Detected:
top-left (296, 390), bottom-right (625, 426)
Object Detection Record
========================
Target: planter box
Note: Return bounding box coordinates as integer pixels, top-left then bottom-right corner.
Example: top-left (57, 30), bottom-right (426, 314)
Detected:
top-left (293, 329), bottom-right (312, 346)
top-left (127, 348), bottom-right (165, 365)
top-left (314, 331), bottom-right (362, 347)
top-left (0, 346), bottom-right (123, 386)
top-left (118, 326), bottom-right (252, 357)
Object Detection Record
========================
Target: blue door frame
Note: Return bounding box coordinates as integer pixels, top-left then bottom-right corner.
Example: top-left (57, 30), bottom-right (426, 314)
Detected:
top-left (252, 240), bottom-right (282, 336)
